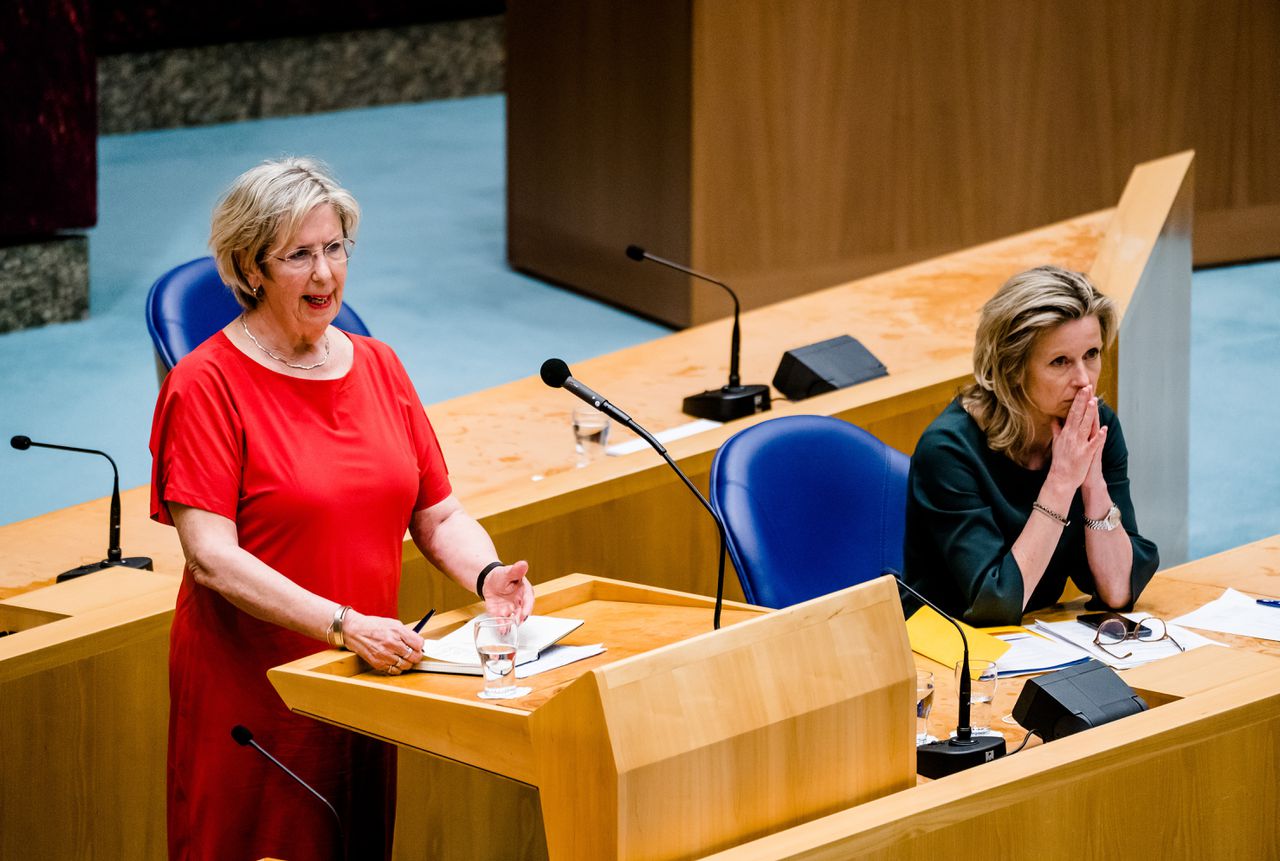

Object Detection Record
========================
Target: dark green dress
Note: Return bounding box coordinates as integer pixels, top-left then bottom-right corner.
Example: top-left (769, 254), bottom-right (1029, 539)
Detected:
top-left (902, 399), bottom-right (1159, 625)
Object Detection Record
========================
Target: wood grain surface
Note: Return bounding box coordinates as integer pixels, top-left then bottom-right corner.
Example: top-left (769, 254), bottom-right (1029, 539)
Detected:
top-left (509, 0), bottom-right (1277, 326)
top-left (701, 535), bottom-right (1280, 861)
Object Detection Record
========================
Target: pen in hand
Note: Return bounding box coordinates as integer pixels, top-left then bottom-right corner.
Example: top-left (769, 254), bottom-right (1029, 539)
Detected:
top-left (412, 608), bottom-right (436, 634)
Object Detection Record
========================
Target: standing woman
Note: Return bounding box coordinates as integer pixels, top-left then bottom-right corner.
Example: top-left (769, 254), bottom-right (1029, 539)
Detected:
top-left (901, 265), bottom-right (1159, 625)
top-left (150, 157), bottom-right (533, 860)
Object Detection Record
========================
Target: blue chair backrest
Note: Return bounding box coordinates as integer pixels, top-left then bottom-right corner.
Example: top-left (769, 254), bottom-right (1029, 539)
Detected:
top-left (144, 256), bottom-right (371, 373)
top-left (709, 414), bottom-right (909, 608)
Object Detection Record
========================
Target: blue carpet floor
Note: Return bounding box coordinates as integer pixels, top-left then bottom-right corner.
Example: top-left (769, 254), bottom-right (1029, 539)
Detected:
top-left (1, 94), bottom-right (1276, 564)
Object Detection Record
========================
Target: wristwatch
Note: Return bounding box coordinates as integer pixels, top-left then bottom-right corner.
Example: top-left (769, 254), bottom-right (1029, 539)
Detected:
top-left (1084, 504), bottom-right (1122, 532)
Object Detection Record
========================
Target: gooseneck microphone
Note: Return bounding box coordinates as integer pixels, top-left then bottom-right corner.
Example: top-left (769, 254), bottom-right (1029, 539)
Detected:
top-left (539, 359), bottom-right (637, 429)
top-left (541, 358), bottom-right (731, 629)
top-left (231, 724), bottom-right (345, 857)
top-left (10, 435), bottom-right (154, 583)
top-left (887, 569), bottom-right (1007, 778)
top-left (624, 245), bottom-right (771, 422)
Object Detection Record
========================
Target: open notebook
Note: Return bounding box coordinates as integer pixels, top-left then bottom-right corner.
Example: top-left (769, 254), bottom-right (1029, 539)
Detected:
top-left (411, 614), bottom-right (585, 675)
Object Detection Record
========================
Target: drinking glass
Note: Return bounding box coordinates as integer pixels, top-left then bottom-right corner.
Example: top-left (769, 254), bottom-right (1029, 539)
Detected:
top-left (954, 659), bottom-right (999, 736)
top-left (915, 670), bottom-right (936, 745)
top-left (474, 617), bottom-right (520, 699)
top-left (572, 406), bottom-right (610, 467)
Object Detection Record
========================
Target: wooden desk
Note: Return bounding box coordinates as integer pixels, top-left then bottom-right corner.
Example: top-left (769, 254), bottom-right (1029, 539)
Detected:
top-left (701, 535), bottom-right (1280, 860)
top-left (0, 569), bottom-right (178, 860)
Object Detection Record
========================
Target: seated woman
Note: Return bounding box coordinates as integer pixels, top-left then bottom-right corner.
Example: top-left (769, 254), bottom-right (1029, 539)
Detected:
top-left (902, 265), bottom-right (1159, 625)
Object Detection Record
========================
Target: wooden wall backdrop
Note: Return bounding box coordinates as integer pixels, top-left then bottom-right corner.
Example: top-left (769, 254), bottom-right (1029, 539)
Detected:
top-left (508, 0), bottom-right (1278, 327)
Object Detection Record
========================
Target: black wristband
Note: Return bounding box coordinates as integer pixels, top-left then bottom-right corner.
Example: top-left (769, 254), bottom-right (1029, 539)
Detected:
top-left (476, 561), bottom-right (504, 599)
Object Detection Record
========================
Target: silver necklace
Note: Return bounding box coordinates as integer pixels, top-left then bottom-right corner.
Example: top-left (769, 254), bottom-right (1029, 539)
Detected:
top-left (240, 314), bottom-right (331, 370)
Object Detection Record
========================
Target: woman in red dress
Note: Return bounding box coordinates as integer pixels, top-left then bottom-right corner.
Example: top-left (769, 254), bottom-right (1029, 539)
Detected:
top-left (149, 157), bottom-right (534, 861)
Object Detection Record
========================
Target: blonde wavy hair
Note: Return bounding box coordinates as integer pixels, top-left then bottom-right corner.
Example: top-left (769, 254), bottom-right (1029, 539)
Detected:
top-left (960, 265), bottom-right (1116, 461)
top-left (209, 156), bottom-right (360, 310)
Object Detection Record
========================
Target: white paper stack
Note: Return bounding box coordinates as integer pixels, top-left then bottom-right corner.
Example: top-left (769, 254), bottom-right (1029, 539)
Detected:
top-left (515, 644), bottom-right (606, 678)
top-left (1031, 613), bottom-right (1224, 671)
top-left (414, 614), bottom-right (585, 675)
top-left (1170, 588), bottom-right (1280, 642)
top-left (993, 632), bottom-right (1091, 677)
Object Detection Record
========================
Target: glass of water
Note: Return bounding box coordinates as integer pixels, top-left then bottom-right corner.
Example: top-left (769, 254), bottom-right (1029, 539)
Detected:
top-left (915, 669), bottom-right (936, 745)
top-left (954, 659), bottom-right (1000, 736)
top-left (572, 406), bottom-right (610, 467)
top-left (474, 616), bottom-right (520, 699)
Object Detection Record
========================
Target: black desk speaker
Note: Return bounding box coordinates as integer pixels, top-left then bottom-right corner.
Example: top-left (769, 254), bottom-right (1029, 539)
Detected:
top-left (772, 335), bottom-right (887, 401)
top-left (1012, 659), bottom-right (1148, 741)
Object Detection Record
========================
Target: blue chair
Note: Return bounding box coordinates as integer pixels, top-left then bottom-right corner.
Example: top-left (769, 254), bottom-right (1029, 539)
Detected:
top-left (708, 414), bottom-right (909, 609)
top-left (144, 256), bottom-right (371, 379)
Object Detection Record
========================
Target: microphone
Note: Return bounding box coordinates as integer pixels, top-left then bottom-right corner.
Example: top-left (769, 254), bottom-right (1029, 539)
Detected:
top-left (11, 435), bottom-right (154, 583)
top-left (886, 569), bottom-right (1007, 778)
top-left (231, 724), bottom-right (344, 856)
top-left (539, 358), bottom-right (638, 429)
top-left (624, 245), bottom-right (771, 422)
top-left (541, 358), bottom-right (732, 628)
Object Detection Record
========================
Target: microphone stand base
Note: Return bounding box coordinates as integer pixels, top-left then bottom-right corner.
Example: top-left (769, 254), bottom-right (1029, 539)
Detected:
top-left (57, 556), bottom-right (155, 583)
top-left (682, 384), bottom-right (771, 423)
top-left (916, 734), bottom-right (1007, 779)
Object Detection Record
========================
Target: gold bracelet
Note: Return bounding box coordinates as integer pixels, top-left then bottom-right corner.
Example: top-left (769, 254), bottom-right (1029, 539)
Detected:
top-left (327, 604), bottom-right (352, 649)
top-left (1031, 501), bottom-right (1070, 527)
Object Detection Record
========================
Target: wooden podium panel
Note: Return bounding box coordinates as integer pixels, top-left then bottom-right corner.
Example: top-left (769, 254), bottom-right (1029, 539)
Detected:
top-left (270, 574), bottom-right (916, 860)
top-left (508, 0), bottom-right (1278, 327)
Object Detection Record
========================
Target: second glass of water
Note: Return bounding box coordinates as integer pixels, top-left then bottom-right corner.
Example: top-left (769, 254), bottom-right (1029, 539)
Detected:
top-left (572, 406), bottom-right (610, 467)
top-left (474, 616), bottom-right (520, 699)
top-left (954, 659), bottom-right (1000, 736)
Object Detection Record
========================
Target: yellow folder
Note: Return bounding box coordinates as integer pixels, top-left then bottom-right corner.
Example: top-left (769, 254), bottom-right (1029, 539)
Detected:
top-left (906, 604), bottom-right (1011, 669)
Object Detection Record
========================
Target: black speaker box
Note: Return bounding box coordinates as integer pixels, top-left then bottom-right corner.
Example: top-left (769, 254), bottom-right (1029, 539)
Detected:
top-left (1012, 659), bottom-right (1148, 741)
top-left (772, 335), bottom-right (887, 401)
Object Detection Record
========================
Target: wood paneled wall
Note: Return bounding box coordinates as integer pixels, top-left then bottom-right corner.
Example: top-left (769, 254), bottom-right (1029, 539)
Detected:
top-left (509, 0), bottom-right (1278, 327)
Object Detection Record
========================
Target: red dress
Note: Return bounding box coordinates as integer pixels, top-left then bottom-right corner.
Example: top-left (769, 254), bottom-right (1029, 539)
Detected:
top-left (149, 331), bottom-right (451, 861)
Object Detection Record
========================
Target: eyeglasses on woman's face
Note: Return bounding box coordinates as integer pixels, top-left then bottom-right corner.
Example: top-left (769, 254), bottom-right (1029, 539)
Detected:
top-left (265, 237), bottom-right (354, 273)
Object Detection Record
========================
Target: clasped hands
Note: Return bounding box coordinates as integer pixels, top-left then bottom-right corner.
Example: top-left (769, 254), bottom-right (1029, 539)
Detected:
top-left (1047, 385), bottom-right (1109, 508)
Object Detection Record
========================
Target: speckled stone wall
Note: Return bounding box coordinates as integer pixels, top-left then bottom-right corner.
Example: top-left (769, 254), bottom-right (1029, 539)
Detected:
top-left (0, 238), bottom-right (90, 333)
top-left (98, 16), bottom-right (505, 134)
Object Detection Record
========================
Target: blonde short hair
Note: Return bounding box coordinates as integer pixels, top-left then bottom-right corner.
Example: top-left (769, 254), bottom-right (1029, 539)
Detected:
top-left (960, 265), bottom-right (1117, 460)
top-left (209, 157), bottom-right (360, 310)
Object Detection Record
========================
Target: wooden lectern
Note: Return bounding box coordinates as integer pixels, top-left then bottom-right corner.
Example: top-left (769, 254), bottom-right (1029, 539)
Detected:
top-left (270, 574), bottom-right (916, 860)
